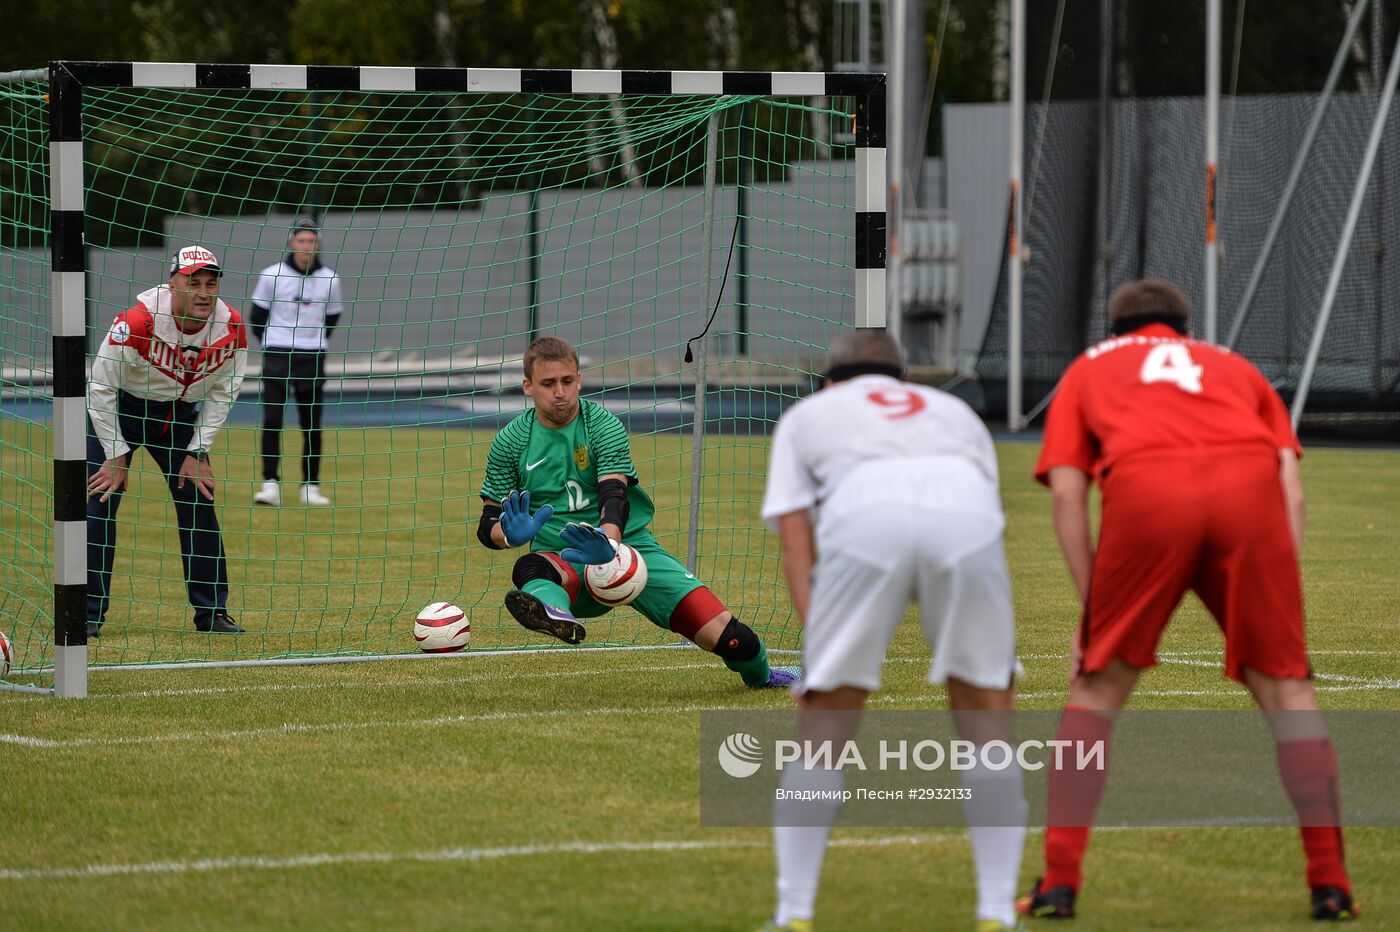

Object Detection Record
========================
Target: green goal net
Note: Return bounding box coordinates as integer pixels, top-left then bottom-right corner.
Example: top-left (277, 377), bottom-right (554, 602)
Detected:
top-left (0, 65), bottom-right (883, 690)
top-left (1, 74), bottom-right (52, 690)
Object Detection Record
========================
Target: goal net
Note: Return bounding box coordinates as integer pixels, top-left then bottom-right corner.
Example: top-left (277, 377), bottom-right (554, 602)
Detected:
top-left (0, 64), bottom-right (885, 693)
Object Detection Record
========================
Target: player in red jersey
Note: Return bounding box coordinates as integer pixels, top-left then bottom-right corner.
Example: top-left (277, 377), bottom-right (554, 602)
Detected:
top-left (1019, 280), bottom-right (1357, 922)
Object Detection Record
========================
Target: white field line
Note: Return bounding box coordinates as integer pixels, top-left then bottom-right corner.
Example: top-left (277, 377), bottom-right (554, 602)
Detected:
top-left (18, 641), bottom-right (700, 677)
top-left (8, 636), bottom-right (1389, 680)
top-left (0, 703), bottom-right (711, 749)
top-left (88, 661), bottom-right (727, 701)
top-left (14, 645), bottom-right (1389, 682)
top-left (1310, 674), bottom-right (1400, 686)
top-left (1216, 649), bottom-right (1400, 658)
top-left (1019, 649), bottom-right (1399, 662)
top-left (877, 681), bottom-right (1400, 705)
top-left (6, 673), bottom-right (1400, 750)
top-left (4, 647), bottom-right (1394, 746)
top-left (10, 647), bottom-right (1399, 705)
top-left (0, 832), bottom-right (967, 883)
top-left (74, 648), bottom-right (1400, 702)
top-left (1159, 656), bottom-right (1400, 686)
top-left (0, 822), bottom-right (1268, 884)
top-left (96, 656), bottom-right (969, 701)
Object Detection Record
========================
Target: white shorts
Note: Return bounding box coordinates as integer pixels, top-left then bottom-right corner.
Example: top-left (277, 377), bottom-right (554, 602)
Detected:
top-left (798, 462), bottom-right (1017, 694)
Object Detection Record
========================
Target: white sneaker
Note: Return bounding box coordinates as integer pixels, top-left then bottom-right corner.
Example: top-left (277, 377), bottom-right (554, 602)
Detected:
top-left (253, 480), bottom-right (281, 506)
top-left (300, 483), bottom-right (331, 506)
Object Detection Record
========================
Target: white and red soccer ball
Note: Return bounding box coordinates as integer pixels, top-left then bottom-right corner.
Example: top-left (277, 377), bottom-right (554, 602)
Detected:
top-left (0, 628), bottom-right (11, 678)
top-left (584, 543), bottom-right (649, 606)
top-left (413, 602), bottom-right (471, 653)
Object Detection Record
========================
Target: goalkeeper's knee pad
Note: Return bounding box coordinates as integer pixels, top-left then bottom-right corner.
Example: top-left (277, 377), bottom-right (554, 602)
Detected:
top-left (712, 617), bottom-right (761, 662)
top-left (512, 552), bottom-right (563, 589)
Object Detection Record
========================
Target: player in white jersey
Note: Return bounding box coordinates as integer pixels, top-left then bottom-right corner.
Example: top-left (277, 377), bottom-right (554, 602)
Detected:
top-left (757, 330), bottom-right (1025, 932)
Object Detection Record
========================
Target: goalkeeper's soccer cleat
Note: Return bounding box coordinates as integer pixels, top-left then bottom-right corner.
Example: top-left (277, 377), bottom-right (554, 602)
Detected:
top-left (761, 665), bottom-right (802, 688)
top-left (253, 479), bottom-right (281, 506)
top-left (754, 919), bottom-right (813, 932)
top-left (1016, 877), bottom-right (1076, 920)
top-left (504, 589), bottom-right (586, 645)
top-left (975, 920), bottom-right (1026, 932)
top-left (1311, 886), bottom-right (1360, 921)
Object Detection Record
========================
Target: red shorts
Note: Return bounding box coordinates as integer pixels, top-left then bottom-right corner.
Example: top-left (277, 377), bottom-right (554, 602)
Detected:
top-left (1080, 451), bottom-right (1310, 682)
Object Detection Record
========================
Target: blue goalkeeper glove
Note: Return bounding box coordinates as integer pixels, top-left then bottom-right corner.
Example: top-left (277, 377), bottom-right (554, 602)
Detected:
top-left (559, 522), bottom-right (617, 565)
top-left (499, 490), bottom-right (553, 547)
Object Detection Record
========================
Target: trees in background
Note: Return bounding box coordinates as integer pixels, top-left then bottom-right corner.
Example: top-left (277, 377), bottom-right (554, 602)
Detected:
top-left (6, 0), bottom-right (1398, 248)
top-left (8, 1), bottom-right (1400, 104)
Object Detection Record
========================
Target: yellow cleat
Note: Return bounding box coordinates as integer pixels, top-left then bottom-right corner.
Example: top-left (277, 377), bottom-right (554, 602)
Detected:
top-left (755, 920), bottom-right (814, 932)
top-left (975, 920), bottom-right (1026, 932)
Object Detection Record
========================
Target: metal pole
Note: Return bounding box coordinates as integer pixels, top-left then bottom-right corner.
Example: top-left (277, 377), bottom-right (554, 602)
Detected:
top-left (737, 106), bottom-right (750, 356)
top-left (1008, 0), bottom-right (1025, 431)
top-left (306, 92), bottom-right (327, 224)
top-left (527, 189), bottom-right (540, 346)
top-left (858, 0), bottom-right (871, 72)
top-left (888, 0), bottom-right (906, 343)
top-left (686, 113), bottom-right (721, 574)
top-left (1204, 0), bottom-right (1220, 344)
top-left (1371, 0), bottom-right (1386, 402)
top-left (1292, 28), bottom-right (1400, 429)
top-left (0, 68), bottom-right (49, 83)
top-left (526, 98), bottom-right (542, 347)
top-left (1226, 0), bottom-right (1372, 350)
top-left (1095, 0), bottom-right (1113, 320)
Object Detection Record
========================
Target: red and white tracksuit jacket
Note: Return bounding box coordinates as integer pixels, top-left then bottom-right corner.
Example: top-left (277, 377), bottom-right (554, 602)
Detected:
top-left (87, 285), bottom-right (248, 460)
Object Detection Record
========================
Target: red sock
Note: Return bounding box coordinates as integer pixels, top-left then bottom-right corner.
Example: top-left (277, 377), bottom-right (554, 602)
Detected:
top-left (1042, 707), bottom-right (1115, 892)
top-left (1276, 738), bottom-right (1349, 892)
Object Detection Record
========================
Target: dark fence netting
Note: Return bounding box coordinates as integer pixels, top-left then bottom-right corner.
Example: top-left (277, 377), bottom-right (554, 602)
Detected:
top-left (979, 91), bottom-right (1400, 436)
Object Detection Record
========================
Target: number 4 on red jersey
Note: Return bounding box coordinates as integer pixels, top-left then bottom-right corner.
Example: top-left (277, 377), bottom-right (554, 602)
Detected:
top-left (1140, 343), bottom-right (1204, 394)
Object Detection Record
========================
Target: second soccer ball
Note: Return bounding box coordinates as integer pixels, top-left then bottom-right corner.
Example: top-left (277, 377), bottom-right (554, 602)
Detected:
top-left (413, 602), bottom-right (471, 653)
top-left (584, 544), bottom-right (648, 606)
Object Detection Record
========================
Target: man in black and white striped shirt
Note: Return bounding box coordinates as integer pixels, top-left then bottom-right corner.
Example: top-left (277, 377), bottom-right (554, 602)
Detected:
top-left (249, 218), bottom-right (345, 507)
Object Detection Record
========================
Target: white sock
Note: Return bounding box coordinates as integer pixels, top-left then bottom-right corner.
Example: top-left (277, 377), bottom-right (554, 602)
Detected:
top-left (773, 765), bottom-right (843, 925)
top-left (960, 757), bottom-right (1028, 925)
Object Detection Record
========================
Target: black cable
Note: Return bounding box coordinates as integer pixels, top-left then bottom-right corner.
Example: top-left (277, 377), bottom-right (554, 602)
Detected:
top-left (683, 201), bottom-right (743, 364)
top-left (684, 111), bottom-right (747, 365)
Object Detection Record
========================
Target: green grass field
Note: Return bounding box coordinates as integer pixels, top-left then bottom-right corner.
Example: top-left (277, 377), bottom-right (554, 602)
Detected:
top-left (1, 426), bottom-right (1397, 930)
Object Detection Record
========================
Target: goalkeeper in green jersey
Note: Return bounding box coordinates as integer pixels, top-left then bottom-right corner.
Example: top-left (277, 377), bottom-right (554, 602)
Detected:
top-left (477, 336), bottom-right (797, 689)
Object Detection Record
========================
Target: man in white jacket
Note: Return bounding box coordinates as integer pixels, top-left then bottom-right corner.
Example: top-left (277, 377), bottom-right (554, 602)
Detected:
top-left (249, 217), bottom-right (345, 507)
top-left (86, 246), bottom-right (248, 636)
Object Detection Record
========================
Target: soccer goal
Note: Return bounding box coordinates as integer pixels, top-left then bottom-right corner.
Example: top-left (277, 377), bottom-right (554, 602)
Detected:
top-left (0, 62), bottom-right (885, 696)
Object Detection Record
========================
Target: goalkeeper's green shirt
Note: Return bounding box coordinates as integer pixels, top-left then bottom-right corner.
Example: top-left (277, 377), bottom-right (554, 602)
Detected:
top-left (480, 399), bottom-right (656, 553)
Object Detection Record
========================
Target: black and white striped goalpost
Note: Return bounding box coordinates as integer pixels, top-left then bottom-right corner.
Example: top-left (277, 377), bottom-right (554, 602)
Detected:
top-left (44, 61), bottom-right (886, 697)
top-left (49, 64), bottom-right (91, 698)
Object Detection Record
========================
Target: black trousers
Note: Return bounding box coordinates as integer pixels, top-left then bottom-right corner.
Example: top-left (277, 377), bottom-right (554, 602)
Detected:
top-left (87, 393), bottom-right (229, 625)
top-left (260, 348), bottom-right (326, 484)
